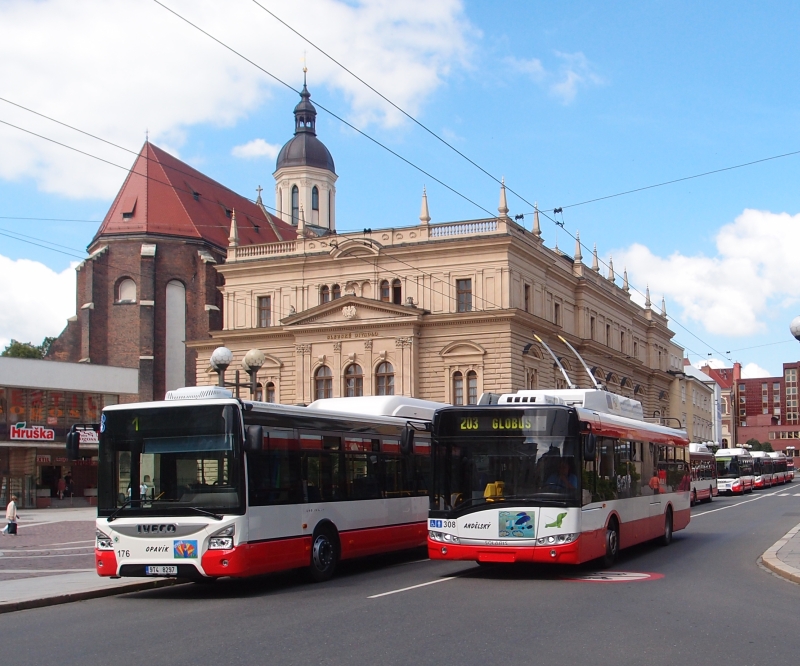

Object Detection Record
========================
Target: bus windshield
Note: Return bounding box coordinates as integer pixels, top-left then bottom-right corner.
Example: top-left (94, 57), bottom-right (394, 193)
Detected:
top-left (432, 407), bottom-right (580, 511)
top-left (97, 404), bottom-right (243, 517)
top-left (716, 457), bottom-right (740, 479)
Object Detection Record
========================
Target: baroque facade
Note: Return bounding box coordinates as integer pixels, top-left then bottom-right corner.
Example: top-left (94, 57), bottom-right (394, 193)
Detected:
top-left (189, 82), bottom-right (681, 414)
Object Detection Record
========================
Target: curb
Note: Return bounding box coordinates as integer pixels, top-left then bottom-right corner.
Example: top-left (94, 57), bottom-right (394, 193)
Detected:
top-left (761, 521), bottom-right (800, 585)
top-left (0, 578), bottom-right (185, 615)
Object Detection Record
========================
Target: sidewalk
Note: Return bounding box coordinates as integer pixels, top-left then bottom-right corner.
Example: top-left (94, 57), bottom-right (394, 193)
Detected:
top-left (761, 521), bottom-right (800, 585)
top-left (0, 507), bottom-right (180, 613)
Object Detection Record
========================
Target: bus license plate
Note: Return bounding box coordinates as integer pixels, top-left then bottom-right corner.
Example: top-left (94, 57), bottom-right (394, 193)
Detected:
top-left (145, 566), bottom-right (177, 576)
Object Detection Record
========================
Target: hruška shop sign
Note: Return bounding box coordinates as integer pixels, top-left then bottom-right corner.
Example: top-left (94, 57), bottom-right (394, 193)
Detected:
top-left (11, 422), bottom-right (56, 441)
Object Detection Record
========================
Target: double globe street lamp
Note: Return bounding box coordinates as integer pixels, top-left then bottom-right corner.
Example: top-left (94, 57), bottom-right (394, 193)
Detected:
top-left (210, 346), bottom-right (266, 399)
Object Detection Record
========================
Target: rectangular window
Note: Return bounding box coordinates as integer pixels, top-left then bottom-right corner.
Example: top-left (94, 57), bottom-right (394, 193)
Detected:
top-left (456, 279), bottom-right (472, 313)
top-left (633, 340), bottom-right (638, 359)
top-left (606, 324), bottom-right (611, 346)
top-left (590, 316), bottom-right (596, 341)
top-left (524, 284), bottom-right (530, 313)
top-left (620, 331), bottom-right (625, 353)
top-left (553, 302), bottom-right (561, 326)
top-left (257, 296), bottom-right (271, 328)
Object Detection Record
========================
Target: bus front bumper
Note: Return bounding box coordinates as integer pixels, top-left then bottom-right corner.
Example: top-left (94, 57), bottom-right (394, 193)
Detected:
top-left (428, 537), bottom-right (581, 565)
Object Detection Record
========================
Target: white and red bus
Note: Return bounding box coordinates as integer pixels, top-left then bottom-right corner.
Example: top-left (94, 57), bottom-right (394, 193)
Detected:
top-left (786, 456), bottom-right (795, 481)
top-left (714, 448), bottom-right (754, 494)
top-left (88, 388), bottom-right (445, 582)
top-left (427, 388), bottom-right (690, 567)
top-left (689, 443), bottom-right (718, 503)
top-left (750, 451), bottom-right (774, 489)
top-left (768, 451), bottom-right (788, 485)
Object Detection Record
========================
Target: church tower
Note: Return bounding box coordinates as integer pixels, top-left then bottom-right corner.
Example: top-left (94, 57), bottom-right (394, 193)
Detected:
top-left (274, 71), bottom-right (338, 233)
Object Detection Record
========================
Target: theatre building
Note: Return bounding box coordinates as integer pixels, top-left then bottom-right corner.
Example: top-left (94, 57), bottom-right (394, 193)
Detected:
top-left (188, 82), bottom-right (681, 415)
top-left (0, 357), bottom-right (137, 508)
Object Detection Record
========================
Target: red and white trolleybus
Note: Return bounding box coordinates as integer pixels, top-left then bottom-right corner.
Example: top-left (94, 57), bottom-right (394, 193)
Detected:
top-left (689, 442), bottom-right (718, 503)
top-left (428, 387), bottom-right (690, 567)
top-left (86, 388), bottom-right (444, 582)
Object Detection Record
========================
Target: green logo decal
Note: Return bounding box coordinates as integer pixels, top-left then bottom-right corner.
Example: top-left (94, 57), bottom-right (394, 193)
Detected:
top-left (545, 512), bottom-right (568, 529)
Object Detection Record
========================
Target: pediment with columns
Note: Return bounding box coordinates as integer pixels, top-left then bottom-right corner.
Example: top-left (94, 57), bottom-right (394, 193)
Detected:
top-left (281, 295), bottom-right (424, 328)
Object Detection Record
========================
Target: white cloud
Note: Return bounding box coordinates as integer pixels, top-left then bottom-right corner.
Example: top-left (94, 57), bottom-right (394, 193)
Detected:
top-left (615, 208), bottom-right (800, 337)
top-left (507, 51), bottom-right (602, 104)
top-left (741, 362), bottom-right (771, 379)
top-left (0, 0), bottom-right (475, 199)
top-left (0, 255), bottom-right (76, 349)
top-left (231, 139), bottom-right (281, 160)
top-left (693, 358), bottom-right (727, 370)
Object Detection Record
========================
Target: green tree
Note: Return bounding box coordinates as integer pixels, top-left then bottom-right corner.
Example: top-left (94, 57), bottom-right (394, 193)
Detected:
top-left (1, 337), bottom-right (56, 359)
top-left (746, 438), bottom-right (762, 451)
top-left (762, 442), bottom-right (774, 453)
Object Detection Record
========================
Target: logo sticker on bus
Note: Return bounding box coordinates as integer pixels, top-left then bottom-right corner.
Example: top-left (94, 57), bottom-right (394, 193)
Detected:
top-left (498, 511), bottom-right (535, 538)
top-left (173, 540), bottom-right (198, 559)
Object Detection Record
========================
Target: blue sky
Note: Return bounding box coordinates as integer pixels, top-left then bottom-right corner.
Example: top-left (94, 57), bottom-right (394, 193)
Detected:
top-left (2, 0), bottom-right (800, 376)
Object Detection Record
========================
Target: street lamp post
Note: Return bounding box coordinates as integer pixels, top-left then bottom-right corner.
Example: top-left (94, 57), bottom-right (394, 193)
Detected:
top-left (210, 346), bottom-right (265, 399)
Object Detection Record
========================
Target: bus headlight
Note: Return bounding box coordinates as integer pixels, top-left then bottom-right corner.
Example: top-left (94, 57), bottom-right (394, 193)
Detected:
top-left (429, 531), bottom-right (460, 544)
top-left (209, 525), bottom-right (235, 550)
top-left (536, 533), bottom-right (578, 546)
top-left (96, 529), bottom-right (114, 551)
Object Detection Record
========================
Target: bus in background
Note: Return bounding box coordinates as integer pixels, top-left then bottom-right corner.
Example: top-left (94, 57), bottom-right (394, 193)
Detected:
top-left (428, 387), bottom-right (690, 568)
top-left (786, 456), bottom-right (795, 481)
top-left (750, 451), bottom-right (774, 489)
top-left (768, 451), bottom-right (788, 485)
top-left (86, 389), bottom-right (446, 583)
top-left (688, 443), bottom-right (718, 504)
top-left (715, 448), bottom-right (754, 494)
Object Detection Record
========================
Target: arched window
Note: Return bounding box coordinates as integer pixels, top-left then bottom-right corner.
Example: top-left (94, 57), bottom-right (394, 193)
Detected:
top-left (291, 185), bottom-right (299, 226)
top-left (467, 370), bottom-right (478, 405)
top-left (376, 362), bottom-right (394, 396)
top-left (332, 284), bottom-right (341, 300)
top-left (117, 278), bottom-right (136, 303)
top-left (345, 364), bottom-right (363, 397)
top-left (392, 278), bottom-right (402, 305)
top-left (312, 186), bottom-right (319, 211)
top-left (380, 280), bottom-right (390, 302)
top-left (266, 382), bottom-right (275, 403)
top-left (315, 366), bottom-right (332, 400)
top-left (320, 285), bottom-right (330, 304)
top-left (453, 371), bottom-right (464, 405)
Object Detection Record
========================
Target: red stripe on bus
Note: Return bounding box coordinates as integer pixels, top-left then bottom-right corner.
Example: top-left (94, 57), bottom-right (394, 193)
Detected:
top-left (201, 536), bottom-right (312, 577)
top-left (339, 521), bottom-right (427, 560)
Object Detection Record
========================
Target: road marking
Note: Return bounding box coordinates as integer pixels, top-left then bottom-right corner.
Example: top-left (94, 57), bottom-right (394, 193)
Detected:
top-left (779, 493), bottom-right (791, 496)
top-left (693, 491), bottom-right (780, 517)
top-left (39, 540), bottom-right (94, 547)
top-left (562, 571), bottom-right (664, 583)
top-left (794, 493), bottom-right (800, 497)
top-left (368, 576), bottom-right (456, 599)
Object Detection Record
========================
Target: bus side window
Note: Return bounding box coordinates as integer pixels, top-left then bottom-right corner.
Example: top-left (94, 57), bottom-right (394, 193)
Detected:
top-left (596, 438), bottom-right (618, 501)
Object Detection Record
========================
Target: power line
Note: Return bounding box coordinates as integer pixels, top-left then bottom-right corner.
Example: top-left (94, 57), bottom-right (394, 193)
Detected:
top-left (0, 216), bottom-right (103, 223)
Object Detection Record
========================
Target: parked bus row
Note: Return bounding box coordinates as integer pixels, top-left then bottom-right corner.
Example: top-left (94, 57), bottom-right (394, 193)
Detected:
top-left (714, 448), bottom-right (794, 494)
top-left (69, 375), bottom-right (793, 583)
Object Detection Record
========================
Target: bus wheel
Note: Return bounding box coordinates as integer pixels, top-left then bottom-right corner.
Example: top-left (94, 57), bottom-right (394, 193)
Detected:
top-left (690, 490), bottom-right (697, 507)
top-left (602, 519), bottom-right (619, 567)
top-left (310, 525), bottom-right (339, 583)
top-left (660, 509), bottom-right (673, 547)
top-left (706, 486), bottom-right (713, 503)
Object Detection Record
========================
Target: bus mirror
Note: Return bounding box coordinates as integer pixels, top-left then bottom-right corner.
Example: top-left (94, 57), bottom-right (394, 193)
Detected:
top-left (400, 427), bottom-right (415, 455)
top-left (244, 425), bottom-right (263, 453)
top-left (583, 434), bottom-right (597, 460)
top-left (66, 431), bottom-right (80, 461)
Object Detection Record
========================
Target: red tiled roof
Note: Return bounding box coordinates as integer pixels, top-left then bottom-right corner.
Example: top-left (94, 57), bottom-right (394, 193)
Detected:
top-left (92, 142), bottom-right (293, 249)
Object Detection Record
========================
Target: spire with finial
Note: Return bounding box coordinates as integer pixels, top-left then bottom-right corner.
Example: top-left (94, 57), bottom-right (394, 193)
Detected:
top-left (228, 209), bottom-right (239, 247)
top-left (533, 202), bottom-right (542, 238)
top-left (574, 231), bottom-right (583, 262)
top-left (293, 65), bottom-right (317, 136)
top-left (498, 177), bottom-right (509, 219)
top-left (592, 244), bottom-right (599, 271)
top-left (419, 186), bottom-right (430, 225)
top-left (255, 185), bottom-right (263, 205)
top-left (645, 284), bottom-right (651, 308)
top-left (661, 296), bottom-right (667, 316)
top-left (623, 268), bottom-right (629, 292)
top-left (608, 256), bottom-right (615, 283)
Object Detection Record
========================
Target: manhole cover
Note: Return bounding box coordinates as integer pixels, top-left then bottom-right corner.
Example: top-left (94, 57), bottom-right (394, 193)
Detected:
top-left (562, 571), bottom-right (664, 583)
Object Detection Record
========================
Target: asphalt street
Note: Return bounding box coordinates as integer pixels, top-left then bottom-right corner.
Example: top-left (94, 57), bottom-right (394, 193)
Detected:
top-left (3, 490), bottom-right (800, 665)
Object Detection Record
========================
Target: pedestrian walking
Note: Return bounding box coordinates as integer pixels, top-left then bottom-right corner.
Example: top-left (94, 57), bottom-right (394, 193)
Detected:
top-left (3, 495), bottom-right (19, 535)
top-left (57, 476), bottom-right (66, 500)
